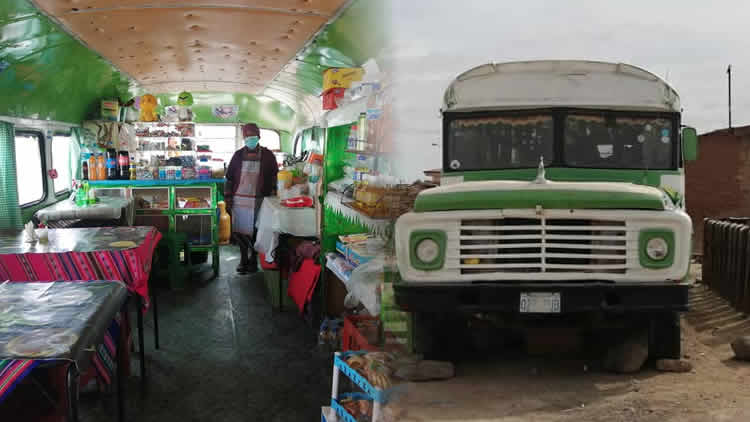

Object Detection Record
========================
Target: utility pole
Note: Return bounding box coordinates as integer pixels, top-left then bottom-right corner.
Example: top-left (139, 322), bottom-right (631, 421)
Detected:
top-left (728, 65), bottom-right (733, 129)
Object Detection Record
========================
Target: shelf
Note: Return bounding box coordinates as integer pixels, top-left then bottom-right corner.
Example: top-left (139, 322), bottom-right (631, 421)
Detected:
top-left (333, 352), bottom-right (390, 402)
top-left (91, 179), bottom-right (224, 187)
top-left (134, 121), bottom-right (196, 126)
top-left (345, 149), bottom-right (378, 156)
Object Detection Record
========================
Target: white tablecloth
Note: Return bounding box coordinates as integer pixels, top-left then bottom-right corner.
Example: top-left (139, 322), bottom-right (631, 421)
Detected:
top-left (254, 197), bottom-right (317, 262)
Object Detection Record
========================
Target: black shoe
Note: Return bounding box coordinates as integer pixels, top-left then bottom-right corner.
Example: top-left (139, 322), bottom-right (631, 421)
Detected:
top-left (248, 256), bottom-right (258, 273)
top-left (237, 264), bottom-right (250, 274)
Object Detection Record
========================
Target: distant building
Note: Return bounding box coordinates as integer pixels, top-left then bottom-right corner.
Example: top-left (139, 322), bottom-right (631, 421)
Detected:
top-left (686, 125), bottom-right (750, 252)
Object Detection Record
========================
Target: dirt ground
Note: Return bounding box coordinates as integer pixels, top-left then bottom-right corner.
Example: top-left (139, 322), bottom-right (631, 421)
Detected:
top-left (386, 283), bottom-right (750, 422)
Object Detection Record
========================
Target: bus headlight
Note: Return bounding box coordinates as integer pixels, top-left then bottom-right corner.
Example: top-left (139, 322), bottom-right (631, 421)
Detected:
top-left (646, 237), bottom-right (669, 261)
top-left (416, 239), bottom-right (440, 263)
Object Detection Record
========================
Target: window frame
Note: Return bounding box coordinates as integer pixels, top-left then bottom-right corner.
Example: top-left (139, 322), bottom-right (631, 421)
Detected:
top-left (442, 108), bottom-right (680, 172)
top-left (51, 134), bottom-right (74, 196)
top-left (15, 130), bottom-right (48, 208)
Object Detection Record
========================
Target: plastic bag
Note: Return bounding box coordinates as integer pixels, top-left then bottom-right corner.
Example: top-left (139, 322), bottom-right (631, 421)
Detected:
top-left (347, 256), bottom-right (385, 316)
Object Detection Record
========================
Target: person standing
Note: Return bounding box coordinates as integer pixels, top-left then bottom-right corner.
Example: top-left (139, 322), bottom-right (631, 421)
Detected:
top-left (225, 123), bottom-right (278, 273)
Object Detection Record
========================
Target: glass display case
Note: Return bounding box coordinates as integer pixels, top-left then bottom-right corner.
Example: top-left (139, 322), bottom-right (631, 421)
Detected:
top-left (90, 179), bottom-right (223, 280)
top-left (95, 187), bottom-right (130, 199)
top-left (134, 214), bottom-right (170, 232)
top-left (133, 187), bottom-right (170, 210)
top-left (175, 187), bottom-right (212, 210)
top-left (175, 214), bottom-right (213, 246)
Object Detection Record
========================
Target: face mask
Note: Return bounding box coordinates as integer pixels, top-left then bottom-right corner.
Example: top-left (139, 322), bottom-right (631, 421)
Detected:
top-left (245, 136), bottom-right (260, 149)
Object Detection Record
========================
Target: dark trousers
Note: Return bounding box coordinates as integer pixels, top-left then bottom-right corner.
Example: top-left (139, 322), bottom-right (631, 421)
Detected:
top-left (235, 230), bottom-right (258, 266)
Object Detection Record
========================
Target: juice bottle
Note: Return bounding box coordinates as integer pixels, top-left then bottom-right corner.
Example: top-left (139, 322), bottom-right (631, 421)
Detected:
top-left (88, 153), bottom-right (97, 180)
top-left (96, 154), bottom-right (106, 180)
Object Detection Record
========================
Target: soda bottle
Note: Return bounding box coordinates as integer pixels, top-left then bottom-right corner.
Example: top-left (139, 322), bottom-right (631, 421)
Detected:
top-left (106, 149), bottom-right (118, 180)
top-left (96, 154), bottom-right (106, 180)
top-left (118, 150), bottom-right (130, 180)
top-left (82, 159), bottom-right (89, 181)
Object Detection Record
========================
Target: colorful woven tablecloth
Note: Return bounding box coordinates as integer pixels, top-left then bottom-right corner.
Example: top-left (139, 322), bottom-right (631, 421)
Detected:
top-left (0, 227), bottom-right (161, 391)
top-left (0, 226), bottom-right (160, 306)
top-left (0, 281), bottom-right (128, 405)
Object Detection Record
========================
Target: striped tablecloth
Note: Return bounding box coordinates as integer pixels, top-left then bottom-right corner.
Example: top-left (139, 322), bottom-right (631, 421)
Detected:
top-left (0, 227), bottom-right (161, 389)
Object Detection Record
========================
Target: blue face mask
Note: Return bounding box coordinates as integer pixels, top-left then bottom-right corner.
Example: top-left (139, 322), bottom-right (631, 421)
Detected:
top-left (245, 136), bottom-right (260, 149)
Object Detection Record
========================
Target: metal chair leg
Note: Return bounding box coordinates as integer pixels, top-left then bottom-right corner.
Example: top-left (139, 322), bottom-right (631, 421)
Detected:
top-left (66, 364), bottom-right (80, 422)
top-left (137, 296), bottom-right (146, 384)
top-left (117, 301), bottom-right (127, 422)
top-left (152, 287), bottom-right (160, 350)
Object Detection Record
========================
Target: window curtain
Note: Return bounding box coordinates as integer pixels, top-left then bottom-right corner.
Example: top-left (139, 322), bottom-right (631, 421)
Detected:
top-left (0, 120), bottom-right (23, 229)
top-left (70, 127), bottom-right (82, 181)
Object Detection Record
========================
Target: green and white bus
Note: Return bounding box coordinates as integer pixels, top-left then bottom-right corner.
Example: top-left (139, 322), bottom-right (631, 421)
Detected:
top-left (394, 60), bottom-right (699, 359)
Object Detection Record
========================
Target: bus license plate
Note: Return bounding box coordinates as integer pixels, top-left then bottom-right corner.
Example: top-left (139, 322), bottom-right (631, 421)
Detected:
top-left (520, 292), bottom-right (561, 313)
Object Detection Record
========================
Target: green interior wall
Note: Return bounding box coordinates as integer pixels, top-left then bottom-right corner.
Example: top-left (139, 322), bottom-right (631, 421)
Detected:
top-left (321, 124), bottom-right (365, 254)
top-left (0, 0), bottom-right (134, 124)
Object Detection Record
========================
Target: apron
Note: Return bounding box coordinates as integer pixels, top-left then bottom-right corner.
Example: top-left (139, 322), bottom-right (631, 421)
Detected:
top-left (232, 152), bottom-right (262, 235)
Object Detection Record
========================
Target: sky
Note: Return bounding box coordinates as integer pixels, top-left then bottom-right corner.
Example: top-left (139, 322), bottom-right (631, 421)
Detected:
top-left (384, 0), bottom-right (750, 182)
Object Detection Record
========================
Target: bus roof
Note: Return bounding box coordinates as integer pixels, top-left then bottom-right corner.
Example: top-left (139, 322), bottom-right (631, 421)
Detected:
top-left (443, 60), bottom-right (680, 114)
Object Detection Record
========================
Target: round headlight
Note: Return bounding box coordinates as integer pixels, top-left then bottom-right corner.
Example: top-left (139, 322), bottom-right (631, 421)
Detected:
top-left (646, 237), bottom-right (669, 261)
top-left (415, 238), bottom-right (440, 263)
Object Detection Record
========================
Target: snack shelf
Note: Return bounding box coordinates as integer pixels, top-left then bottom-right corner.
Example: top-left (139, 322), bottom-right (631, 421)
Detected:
top-left (331, 351), bottom-right (391, 422)
top-left (330, 393), bottom-right (373, 422)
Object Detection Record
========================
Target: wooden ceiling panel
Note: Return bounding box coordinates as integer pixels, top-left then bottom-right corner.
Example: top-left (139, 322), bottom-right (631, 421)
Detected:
top-left (35, 0), bottom-right (346, 17)
top-left (31, 1), bottom-right (348, 93)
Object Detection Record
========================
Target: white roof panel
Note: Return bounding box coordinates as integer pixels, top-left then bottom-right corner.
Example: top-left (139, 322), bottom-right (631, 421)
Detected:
top-left (443, 60), bottom-right (680, 113)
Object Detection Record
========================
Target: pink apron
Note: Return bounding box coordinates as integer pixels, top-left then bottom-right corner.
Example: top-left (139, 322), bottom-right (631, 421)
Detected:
top-left (231, 152), bottom-right (261, 235)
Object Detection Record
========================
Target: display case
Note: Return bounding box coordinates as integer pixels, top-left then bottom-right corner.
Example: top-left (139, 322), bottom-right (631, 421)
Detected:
top-left (133, 187), bottom-right (170, 210)
top-left (175, 214), bottom-right (213, 246)
top-left (175, 187), bottom-right (212, 210)
top-left (134, 214), bottom-right (170, 232)
top-left (89, 179), bottom-right (223, 278)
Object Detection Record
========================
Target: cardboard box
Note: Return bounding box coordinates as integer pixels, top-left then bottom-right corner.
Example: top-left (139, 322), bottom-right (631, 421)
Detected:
top-left (101, 100), bottom-right (120, 121)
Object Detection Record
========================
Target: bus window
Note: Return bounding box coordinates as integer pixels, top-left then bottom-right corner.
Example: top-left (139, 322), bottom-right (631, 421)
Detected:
top-left (15, 133), bottom-right (45, 206)
top-left (51, 135), bottom-right (73, 194)
top-left (259, 129), bottom-right (285, 165)
top-left (259, 128), bottom-right (280, 151)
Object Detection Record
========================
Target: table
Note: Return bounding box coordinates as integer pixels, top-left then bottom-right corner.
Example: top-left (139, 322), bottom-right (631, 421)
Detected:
top-left (0, 226), bottom-right (162, 383)
top-left (0, 281), bottom-right (128, 421)
top-left (34, 197), bottom-right (135, 226)
top-left (255, 196), bottom-right (317, 263)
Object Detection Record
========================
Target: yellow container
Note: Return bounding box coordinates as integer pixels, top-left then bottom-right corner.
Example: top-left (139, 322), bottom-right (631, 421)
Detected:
top-left (322, 67), bottom-right (364, 91)
top-left (278, 170), bottom-right (293, 189)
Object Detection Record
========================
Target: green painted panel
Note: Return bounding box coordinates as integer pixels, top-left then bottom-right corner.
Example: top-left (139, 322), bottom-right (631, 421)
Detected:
top-left (0, 0), bottom-right (134, 123)
top-left (414, 190), bottom-right (665, 212)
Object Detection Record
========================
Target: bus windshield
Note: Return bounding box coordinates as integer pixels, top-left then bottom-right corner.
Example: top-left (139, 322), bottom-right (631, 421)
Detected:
top-left (445, 114), bottom-right (554, 171)
top-left (564, 114), bottom-right (674, 169)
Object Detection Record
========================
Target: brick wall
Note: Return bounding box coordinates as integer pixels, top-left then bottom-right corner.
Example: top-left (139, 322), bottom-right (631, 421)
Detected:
top-left (686, 126), bottom-right (750, 252)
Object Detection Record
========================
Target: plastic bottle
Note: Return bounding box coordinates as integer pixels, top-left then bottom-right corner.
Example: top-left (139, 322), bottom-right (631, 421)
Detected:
top-left (88, 153), bottom-right (97, 180)
top-left (86, 181), bottom-right (96, 205)
top-left (82, 157), bottom-right (89, 181)
top-left (96, 153), bottom-right (106, 180)
top-left (118, 150), bottom-right (130, 180)
top-left (218, 201), bottom-right (231, 244)
top-left (106, 149), bottom-right (118, 180)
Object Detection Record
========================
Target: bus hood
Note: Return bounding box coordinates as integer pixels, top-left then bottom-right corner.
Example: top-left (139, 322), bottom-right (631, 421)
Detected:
top-left (413, 180), bottom-right (670, 212)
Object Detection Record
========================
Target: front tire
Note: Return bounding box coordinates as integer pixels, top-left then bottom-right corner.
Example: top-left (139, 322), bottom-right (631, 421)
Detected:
top-left (649, 311), bottom-right (681, 359)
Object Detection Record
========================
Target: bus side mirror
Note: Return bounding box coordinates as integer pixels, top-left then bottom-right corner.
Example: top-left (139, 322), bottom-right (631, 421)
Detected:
top-left (682, 127), bottom-right (698, 161)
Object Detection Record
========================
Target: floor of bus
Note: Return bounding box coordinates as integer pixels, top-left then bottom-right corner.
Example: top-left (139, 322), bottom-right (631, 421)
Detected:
top-left (79, 245), bottom-right (331, 422)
